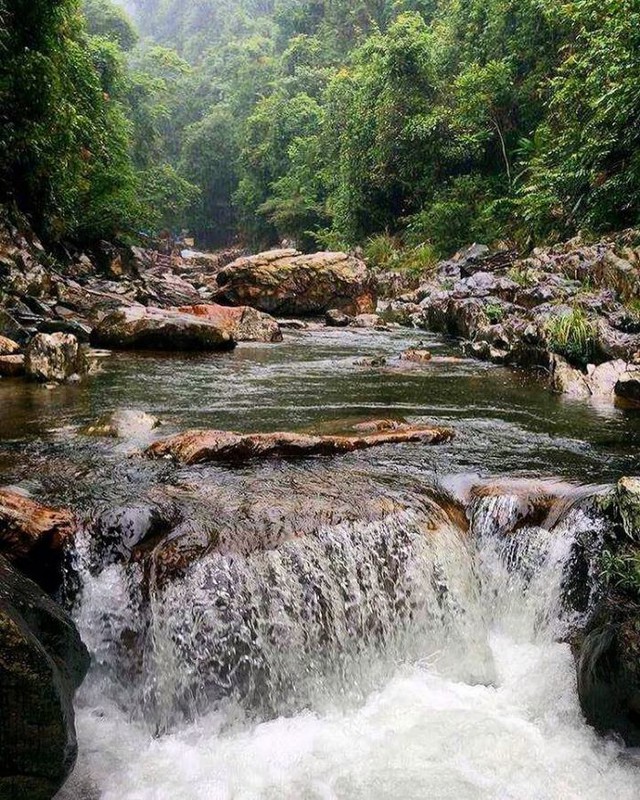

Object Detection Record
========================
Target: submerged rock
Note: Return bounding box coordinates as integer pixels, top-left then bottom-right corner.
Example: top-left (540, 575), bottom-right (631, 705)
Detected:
top-left (82, 409), bottom-right (161, 439)
top-left (399, 347), bottom-right (432, 363)
top-left (0, 488), bottom-right (76, 593)
top-left (146, 426), bottom-right (454, 465)
top-left (0, 555), bottom-right (90, 800)
top-left (91, 305), bottom-right (237, 351)
top-left (25, 332), bottom-right (87, 383)
top-left (212, 249), bottom-right (376, 316)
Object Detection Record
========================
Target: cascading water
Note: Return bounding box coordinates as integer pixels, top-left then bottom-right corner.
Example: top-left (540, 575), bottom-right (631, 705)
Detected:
top-left (59, 483), bottom-right (640, 800)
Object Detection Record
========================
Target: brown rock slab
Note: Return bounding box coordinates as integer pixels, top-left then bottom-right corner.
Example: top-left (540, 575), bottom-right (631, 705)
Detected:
top-left (0, 488), bottom-right (76, 592)
top-left (91, 305), bottom-right (237, 351)
top-left (175, 303), bottom-right (282, 343)
top-left (146, 426), bottom-right (454, 465)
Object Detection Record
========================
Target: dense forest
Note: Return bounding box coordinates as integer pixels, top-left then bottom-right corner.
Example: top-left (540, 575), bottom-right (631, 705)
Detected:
top-left (1, 0), bottom-right (639, 257)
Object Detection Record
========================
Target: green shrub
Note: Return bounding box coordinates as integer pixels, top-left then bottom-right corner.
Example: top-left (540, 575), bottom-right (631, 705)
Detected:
top-left (363, 233), bottom-right (400, 270)
top-left (506, 265), bottom-right (539, 287)
top-left (485, 302), bottom-right (505, 324)
top-left (544, 307), bottom-right (597, 367)
top-left (364, 234), bottom-right (438, 278)
top-left (601, 548), bottom-right (640, 600)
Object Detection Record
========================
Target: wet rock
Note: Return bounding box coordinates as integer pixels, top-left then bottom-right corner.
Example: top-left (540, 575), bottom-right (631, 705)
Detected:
top-left (614, 370), bottom-right (640, 405)
top-left (0, 488), bottom-right (76, 593)
top-left (91, 305), bottom-right (237, 351)
top-left (0, 335), bottom-right (20, 355)
top-left (585, 359), bottom-right (628, 398)
top-left (278, 319), bottom-right (308, 330)
top-left (573, 474), bottom-right (640, 746)
top-left (212, 249), bottom-right (376, 316)
top-left (378, 299), bottom-right (422, 326)
top-left (352, 313), bottom-right (384, 328)
top-left (548, 354), bottom-right (590, 398)
top-left (82, 409), bottom-right (161, 439)
top-left (0, 354), bottom-right (25, 377)
top-left (0, 555), bottom-right (90, 800)
top-left (576, 604), bottom-right (640, 747)
top-left (25, 332), bottom-right (88, 383)
top-left (464, 340), bottom-right (509, 364)
top-left (146, 426), bottom-right (454, 465)
top-left (325, 308), bottom-right (352, 327)
top-left (418, 295), bottom-right (490, 340)
top-left (175, 303), bottom-right (282, 343)
top-left (88, 501), bottom-right (180, 569)
top-left (399, 347), bottom-right (432, 363)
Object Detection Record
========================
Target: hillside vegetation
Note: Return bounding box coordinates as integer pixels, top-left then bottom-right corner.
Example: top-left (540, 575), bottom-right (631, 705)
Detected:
top-left (1, 0), bottom-right (639, 253)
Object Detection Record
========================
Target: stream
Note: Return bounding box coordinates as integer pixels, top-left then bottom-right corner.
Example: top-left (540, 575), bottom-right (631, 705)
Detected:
top-left (3, 326), bottom-right (640, 799)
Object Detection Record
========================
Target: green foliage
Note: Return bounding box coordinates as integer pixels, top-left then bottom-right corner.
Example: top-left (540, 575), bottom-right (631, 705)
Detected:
top-left (137, 164), bottom-right (200, 231)
top-left (0, 0), bottom-right (141, 241)
top-left (545, 307), bottom-right (597, 367)
top-left (3, 0), bottom-right (640, 251)
top-left (179, 106), bottom-right (240, 246)
top-left (83, 0), bottom-right (138, 51)
top-left (485, 303), bottom-right (505, 324)
top-left (519, 0), bottom-right (640, 237)
top-left (601, 548), bottom-right (640, 600)
top-left (364, 233), bottom-right (438, 277)
top-left (506, 264), bottom-right (539, 288)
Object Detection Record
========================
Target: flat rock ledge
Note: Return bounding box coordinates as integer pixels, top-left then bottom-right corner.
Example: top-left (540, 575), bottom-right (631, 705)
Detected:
top-left (146, 426), bottom-right (454, 465)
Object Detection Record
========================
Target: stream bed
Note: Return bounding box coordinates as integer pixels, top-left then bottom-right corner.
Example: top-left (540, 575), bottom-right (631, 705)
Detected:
top-left (2, 326), bottom-right (640, 799)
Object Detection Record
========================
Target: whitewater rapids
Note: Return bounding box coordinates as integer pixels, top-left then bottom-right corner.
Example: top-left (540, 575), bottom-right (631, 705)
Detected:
top-left (60, 496), bottom-right (640, 799)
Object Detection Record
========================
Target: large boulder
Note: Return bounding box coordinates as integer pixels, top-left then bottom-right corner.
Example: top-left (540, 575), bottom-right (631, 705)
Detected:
top-left (91, 305), bottom-right (237, 351)
top-left (146, 425), bottom-right (454, 465)
top-left (175, 303), bottom-right (282, 343)
top-left (24, 333), bottom-right (87, 383)
top-left (0, 488), bottom-right (76, 593)
top-left (212, 249), bottom-right (376, 316)
top-left (0, 555), bottom-right (90, 800)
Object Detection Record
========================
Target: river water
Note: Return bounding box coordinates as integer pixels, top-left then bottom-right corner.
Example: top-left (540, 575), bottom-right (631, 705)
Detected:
top-left (2, 326), bottom-right (640, 798)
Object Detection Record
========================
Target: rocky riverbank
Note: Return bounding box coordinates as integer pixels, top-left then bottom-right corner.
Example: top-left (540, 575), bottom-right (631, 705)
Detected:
top-left (380, 233), bottom-right (640, 406)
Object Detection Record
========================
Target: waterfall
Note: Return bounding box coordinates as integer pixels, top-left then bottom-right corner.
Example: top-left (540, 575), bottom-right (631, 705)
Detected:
top-left (60, 481), bottom-right (640, 800)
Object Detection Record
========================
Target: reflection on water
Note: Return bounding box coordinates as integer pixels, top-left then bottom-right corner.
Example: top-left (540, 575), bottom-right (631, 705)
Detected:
top-left (1, 327), bottom-right (639, 512)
